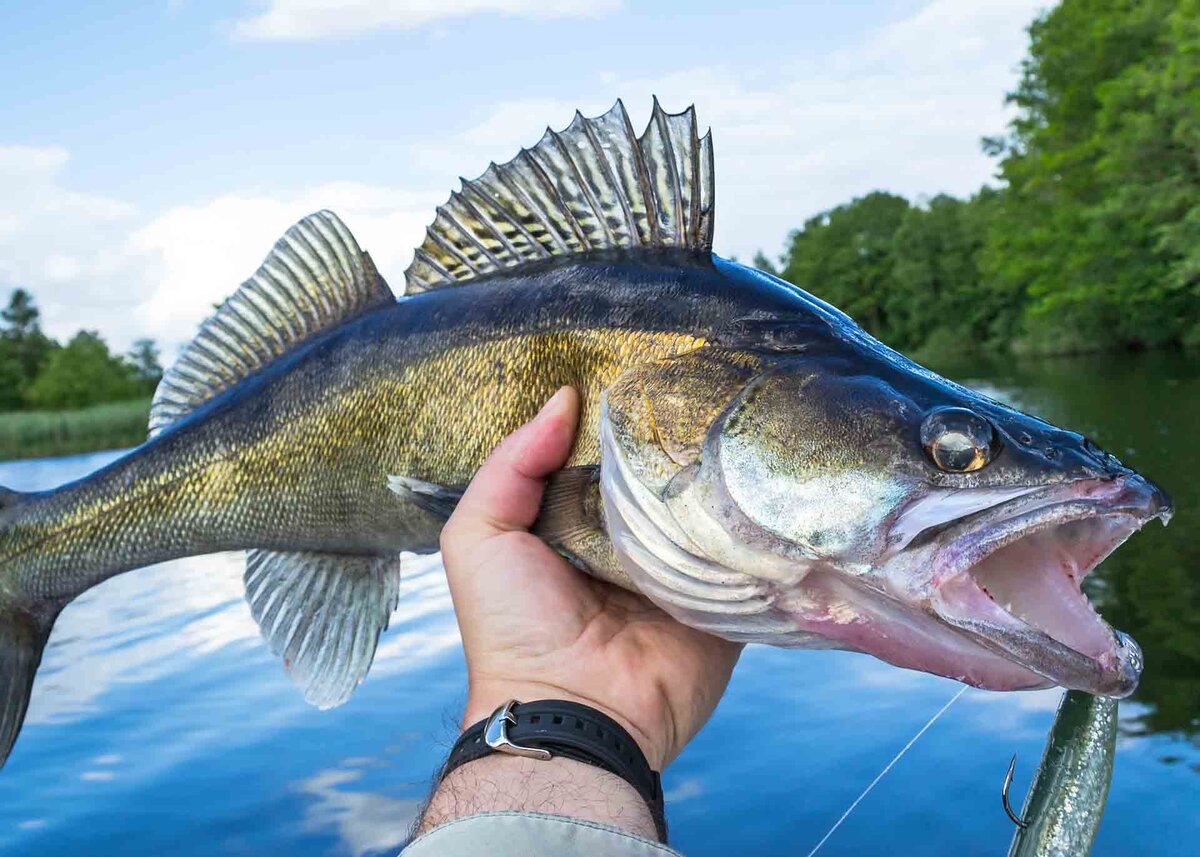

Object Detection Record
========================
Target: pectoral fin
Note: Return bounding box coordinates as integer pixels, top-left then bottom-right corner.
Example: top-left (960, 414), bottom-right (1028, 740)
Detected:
top-left (244, 550), bottom-right (401, 709)
top-left (533, 466), bottom-right (631, 591)
top-left (385, 476), bottom-right (464, 519)
top-left (533, 466), bottom-right (602, 542)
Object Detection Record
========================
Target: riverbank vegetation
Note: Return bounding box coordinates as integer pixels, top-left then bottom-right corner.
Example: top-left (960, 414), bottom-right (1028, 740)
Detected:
top-left (0, 289), bottom-right (160, 460)
top-left (0, 399), bottom-right (152, 461)
top-left (762, 0), bottom-right (1200, 361)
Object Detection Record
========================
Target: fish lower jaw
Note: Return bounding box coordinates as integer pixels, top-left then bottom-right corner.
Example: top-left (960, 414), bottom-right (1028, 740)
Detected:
top-left (931, 509), bottom-right (1148, 697)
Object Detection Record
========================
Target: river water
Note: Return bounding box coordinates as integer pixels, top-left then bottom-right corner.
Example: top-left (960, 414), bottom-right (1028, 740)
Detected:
top-left (0, 351), bottom-right (1195, 855)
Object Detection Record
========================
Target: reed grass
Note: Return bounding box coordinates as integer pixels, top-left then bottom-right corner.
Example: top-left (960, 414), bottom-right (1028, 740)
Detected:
top-left (0, 399), bottom-right (151, 461)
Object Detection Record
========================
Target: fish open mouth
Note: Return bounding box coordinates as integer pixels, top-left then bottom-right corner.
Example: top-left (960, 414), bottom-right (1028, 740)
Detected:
top-left (930, 475), bottom-right (1170, 697)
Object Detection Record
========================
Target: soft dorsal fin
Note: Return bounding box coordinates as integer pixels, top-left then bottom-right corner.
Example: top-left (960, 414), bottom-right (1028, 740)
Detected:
top-left (403, 98), bottom-right (715, 294)
top-left (149, 210), bottom-right (395, 437)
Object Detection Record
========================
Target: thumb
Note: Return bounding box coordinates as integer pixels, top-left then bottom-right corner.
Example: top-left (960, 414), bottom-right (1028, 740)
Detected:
top-left (442, 387), bottom-right (580, 546)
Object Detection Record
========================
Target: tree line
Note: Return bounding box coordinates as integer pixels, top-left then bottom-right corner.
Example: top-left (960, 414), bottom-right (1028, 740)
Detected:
top-left (0, 289), bottom-right (161, 412)
top-left (761, 0), bottom-right (1200, 361)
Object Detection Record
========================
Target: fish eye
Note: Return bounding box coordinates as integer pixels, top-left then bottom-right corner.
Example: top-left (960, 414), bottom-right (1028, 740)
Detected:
top-left (920, 407), bottom-right (996, 473)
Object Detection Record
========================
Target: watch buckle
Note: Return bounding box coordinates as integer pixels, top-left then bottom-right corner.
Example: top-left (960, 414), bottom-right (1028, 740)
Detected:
top-left (484, 700), bottom-right (552, 761)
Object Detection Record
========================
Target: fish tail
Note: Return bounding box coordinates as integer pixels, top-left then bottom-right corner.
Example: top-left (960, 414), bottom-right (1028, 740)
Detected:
top-left (0, 598), bottom-right (62, 767)
top-left (0, 484), bottom-right (69, 768)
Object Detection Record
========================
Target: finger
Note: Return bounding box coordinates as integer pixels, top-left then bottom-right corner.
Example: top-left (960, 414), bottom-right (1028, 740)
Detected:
top-left (444, 387), bottom-right (580, 543)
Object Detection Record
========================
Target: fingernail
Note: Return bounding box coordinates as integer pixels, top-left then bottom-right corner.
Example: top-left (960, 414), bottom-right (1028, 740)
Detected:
top-left (536, 387), bottom-right (569, 420)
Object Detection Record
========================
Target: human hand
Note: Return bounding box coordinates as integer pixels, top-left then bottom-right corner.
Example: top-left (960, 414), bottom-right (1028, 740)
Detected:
top-left (439, 386), bottom-right (743, 772)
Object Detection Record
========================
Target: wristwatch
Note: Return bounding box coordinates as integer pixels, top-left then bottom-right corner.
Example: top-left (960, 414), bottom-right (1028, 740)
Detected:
top-left (441, 699), bottom-right (668, 842)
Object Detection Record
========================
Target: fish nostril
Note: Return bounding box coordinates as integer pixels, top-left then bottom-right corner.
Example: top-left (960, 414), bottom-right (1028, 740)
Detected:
top-left (1082, 436), bottom-right (1126, 473)
top-left (1018, 432), bottom-right (1033, 445)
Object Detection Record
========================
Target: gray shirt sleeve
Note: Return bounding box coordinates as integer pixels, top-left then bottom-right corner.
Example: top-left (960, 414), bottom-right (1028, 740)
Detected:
top-left (401, 812), bottom-right (685, 856)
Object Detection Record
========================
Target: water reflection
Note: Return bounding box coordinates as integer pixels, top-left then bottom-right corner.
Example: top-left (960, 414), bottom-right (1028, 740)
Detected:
top-left (296, 762), bottom-right (420, 857)
top-left (0, 352), bottom-right (1194, 855)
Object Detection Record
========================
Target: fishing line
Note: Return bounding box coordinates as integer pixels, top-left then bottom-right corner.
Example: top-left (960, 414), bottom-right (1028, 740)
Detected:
top-left (805, 685), bottom-right (968, 857)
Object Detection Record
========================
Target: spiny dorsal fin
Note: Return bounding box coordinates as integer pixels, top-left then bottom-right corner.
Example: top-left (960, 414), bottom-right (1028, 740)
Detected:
top-left (149, 210), bottom-right (395, 437)
top-left (403, 98), bottom-right (715, 294)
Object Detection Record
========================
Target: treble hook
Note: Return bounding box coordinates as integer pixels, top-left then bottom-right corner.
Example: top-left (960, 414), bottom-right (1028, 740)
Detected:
top-left (1002, 753), bottom-right (1029, 829)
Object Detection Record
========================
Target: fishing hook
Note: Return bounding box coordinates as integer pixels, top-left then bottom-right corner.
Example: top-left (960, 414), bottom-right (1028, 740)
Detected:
top-left (1002, 753), bottom-right (1029, 829)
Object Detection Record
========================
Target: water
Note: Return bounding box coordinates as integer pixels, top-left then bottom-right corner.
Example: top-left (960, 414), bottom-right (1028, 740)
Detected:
top-left (0, 351), bottom-right (1196, 856)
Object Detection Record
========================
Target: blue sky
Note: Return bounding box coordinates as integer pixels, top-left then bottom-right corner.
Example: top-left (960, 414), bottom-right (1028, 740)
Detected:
top-left (1, 0), bottom-right (1047, 356)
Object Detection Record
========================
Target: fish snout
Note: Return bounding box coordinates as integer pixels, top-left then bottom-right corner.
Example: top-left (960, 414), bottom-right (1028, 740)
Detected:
top-left (1075, 437), bottom-right (1172, 519)
top-left (1111, 472), bottom-right (1173, 525)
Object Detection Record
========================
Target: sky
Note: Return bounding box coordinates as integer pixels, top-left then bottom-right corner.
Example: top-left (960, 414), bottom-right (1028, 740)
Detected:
top-left (1, 0), bottom-right (1048, 359)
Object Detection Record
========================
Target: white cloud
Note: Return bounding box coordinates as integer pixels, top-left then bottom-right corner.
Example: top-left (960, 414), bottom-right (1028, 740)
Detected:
top-left (5, 0), bottom-right (1046, 359)
top-left (0, 149), bottom-right (435, 359)
top-left (0, 145), bottom-right (142, 350)
top-left (233, 0), bottom-right (620, 41)
top-left (129, 183), bottom-right (437, 358)
top-left (296, 765), bottom-right (421, 855)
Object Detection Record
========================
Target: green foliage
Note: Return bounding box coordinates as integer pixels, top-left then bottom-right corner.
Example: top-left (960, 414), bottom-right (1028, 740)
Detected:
top-left (751, 251), bottom-right (779, 276)
top-left (780, 192), bottom-right (910, 339)
top-left (0, 354), bottom-right (26, 412)
top-left (891, 190), bottom-right (1012, 353)
top-left (0, 289), bottom-right (57, 407)
top-left (0, 399), bottom-right (151, 461)
top-left (126, 338), bottom-right (164, 397)
top-left (0, 290), bottom-right (164, 415)
top-left (983, 0), bottom-right (1200, 353)
top-left (26, 331), bottom-right (140, 410)
top-left (773, 0), bottom-right (1199, 359)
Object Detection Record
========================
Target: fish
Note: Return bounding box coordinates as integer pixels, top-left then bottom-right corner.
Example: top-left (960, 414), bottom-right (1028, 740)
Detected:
top-left (1007, 690), bottom-right (1119, 856)
top-left (0, 99), bottom-right (1171, 767)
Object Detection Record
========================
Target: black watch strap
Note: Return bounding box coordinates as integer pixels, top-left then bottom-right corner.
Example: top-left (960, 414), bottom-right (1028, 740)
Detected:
top-left (441, 699), bottom-right (667, 842)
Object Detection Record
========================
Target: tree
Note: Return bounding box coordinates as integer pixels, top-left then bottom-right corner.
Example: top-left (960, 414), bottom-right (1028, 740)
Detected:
top-left (127, 338), bottom-right (163, 396)
top-left (0, 353), bottom-right (25, 411)
top-left (982, 0), bottom-right (1200, 352)
top-left (751, 251), bottom-right (780, 276)
top-left (886, 190), bottom-right (1014, 354)
top-left (26, 331), bottom-right (138, 410)
top-left (2, 289), bottom-right (38, 331)
top-left (779, 192), bottom-right (911, 339)
top-left (0, 289), bottom-right (57, 405)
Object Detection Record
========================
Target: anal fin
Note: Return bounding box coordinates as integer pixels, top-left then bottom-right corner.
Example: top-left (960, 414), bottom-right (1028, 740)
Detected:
top-left (244, 550), bottom-right (400, 709)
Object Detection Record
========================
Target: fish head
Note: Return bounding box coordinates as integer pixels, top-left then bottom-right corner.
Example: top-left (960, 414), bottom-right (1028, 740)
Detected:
top-left (601, 332), bottom-right (1171, 697)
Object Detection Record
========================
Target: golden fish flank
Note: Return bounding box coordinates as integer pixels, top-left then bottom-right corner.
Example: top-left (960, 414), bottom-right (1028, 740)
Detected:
top-left (377, 329), bottom-right (711, 479)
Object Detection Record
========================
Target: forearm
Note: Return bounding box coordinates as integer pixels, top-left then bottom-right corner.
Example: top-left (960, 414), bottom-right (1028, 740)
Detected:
top-left (415, 754), bottom-right (659, 839)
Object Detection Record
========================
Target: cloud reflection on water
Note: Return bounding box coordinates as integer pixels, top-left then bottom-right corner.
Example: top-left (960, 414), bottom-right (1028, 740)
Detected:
top-left (29, 551), bottom-right (458, 727)
top-left (295, 762), bottom-right (420, 857)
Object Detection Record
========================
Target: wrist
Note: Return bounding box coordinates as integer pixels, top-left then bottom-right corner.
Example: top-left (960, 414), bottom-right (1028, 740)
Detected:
top-left (416, 753), bottom-right (659, 839)
top-left (463, 680), bottom-right (669, 771)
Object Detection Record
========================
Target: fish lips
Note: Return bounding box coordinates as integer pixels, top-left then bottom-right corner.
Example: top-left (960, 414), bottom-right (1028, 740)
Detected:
top-left (926, 474), bottom-right (1170, 697)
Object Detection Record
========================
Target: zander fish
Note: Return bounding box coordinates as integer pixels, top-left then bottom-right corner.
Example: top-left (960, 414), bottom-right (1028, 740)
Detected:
top-left (0, 101), bottom-right (1171, 766)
